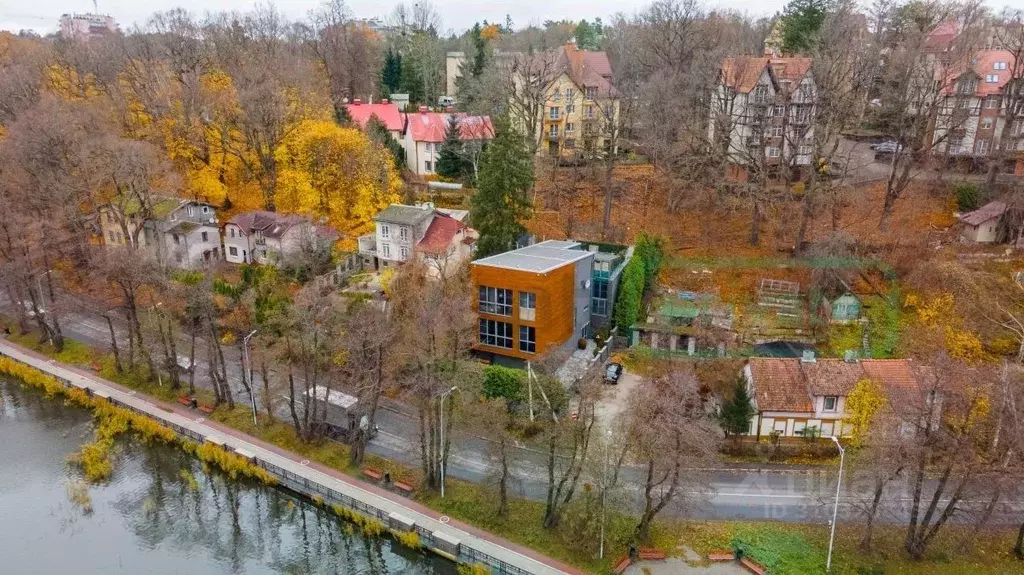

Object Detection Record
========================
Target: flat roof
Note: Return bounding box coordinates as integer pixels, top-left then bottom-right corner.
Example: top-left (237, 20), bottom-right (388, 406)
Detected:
top-left (304, 385), bottom-right (359, 410)
top-left (472, 240), bottom-right (593, 273)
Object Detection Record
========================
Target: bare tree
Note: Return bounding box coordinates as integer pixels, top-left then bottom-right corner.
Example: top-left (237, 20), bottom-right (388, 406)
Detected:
top-left (305, 0), bottom-right (382, 116)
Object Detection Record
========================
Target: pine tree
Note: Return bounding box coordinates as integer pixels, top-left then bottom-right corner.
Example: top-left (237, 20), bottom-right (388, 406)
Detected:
top-left (366, 115), bottom-right (406, 170)
top-left (334, 103), bottom-right (353, 126)
top-left (471, 23), bottom-right (487, 77)
top-left (720, 378), bottom-right (755, 437)
top-left (381, 47), bottom-right (402, 94)
top-left (780, 0), bottom-right (831, 54)
top-left (471, 115), bottom-right (533, 258)
top-left (436, 115), bottom-right (467, 181)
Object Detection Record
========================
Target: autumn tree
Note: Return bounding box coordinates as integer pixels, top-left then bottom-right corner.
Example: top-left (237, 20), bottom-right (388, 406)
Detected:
top-left (274, 120), bottom-right (402, 235)
top-left (341, 300), bottom-right (399, 465)
top-left (471, 115), bottom-right (534, 258)
top-left (306, 0), bottom-right (382, 116)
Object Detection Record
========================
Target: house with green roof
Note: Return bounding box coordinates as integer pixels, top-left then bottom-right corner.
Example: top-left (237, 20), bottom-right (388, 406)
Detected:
top-left (629, 289), bottom-right (737, 356)
top-left (99, 195), bottom-right (222, 269)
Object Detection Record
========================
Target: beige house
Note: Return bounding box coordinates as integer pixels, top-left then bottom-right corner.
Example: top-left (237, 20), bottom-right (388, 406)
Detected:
top-left (743, 353), bottom-right (929, 439)
top-left (98, 195), bottom-right (221, 269)
top-left (959, 201), bottom-right (1006, 243)
top-left (357, 203), bottom-right (477, 278)
top-left (508, 43), bottom-right (620, 158)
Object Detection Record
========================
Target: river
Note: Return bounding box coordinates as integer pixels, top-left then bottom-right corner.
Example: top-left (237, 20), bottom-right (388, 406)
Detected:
top-left (0, 377), bottom-right (456, 574)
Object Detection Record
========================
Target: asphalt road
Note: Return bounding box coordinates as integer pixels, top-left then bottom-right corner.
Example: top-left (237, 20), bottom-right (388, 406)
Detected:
top-left (4, 294), bottom-right (1023, 526)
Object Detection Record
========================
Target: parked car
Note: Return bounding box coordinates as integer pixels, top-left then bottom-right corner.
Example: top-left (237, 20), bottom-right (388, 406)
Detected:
top-left (176, 355), bottom-right (194, 373)
top-left (870, 140), bottom-right (900, 153)
top-left (604, 362), bottom-right (623, 384)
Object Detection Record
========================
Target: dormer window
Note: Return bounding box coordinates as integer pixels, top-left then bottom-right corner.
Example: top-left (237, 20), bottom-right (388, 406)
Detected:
top-left (202, 206), bottom-right (209, 214)
top-left (824, 396), bottom-right (838, 411)
top-left (994, 61), bottom-right (1007, 70)
top-left (186, 205), bottom-right (194, 217)
top-left (986, 74), bottom-right (1000, 83)
top-left (586, 86), bottom-right (597, 99)
top-left (753, 84), bottom-right (769, 103)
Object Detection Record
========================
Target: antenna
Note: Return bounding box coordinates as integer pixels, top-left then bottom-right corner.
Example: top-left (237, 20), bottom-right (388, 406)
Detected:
top-left (93, 0), bottom-right (99, 13)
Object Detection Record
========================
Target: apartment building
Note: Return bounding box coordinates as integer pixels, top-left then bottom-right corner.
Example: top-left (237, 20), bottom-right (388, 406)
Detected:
top-left (402, 108), bottom-right (493, 176)
top-left (709, 56), bottom-right (817, 180)
top-left (932, 50), bottom-right (1020, 164)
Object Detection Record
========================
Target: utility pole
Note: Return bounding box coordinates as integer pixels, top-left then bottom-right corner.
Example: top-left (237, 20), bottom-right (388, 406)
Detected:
top-left (243, 329), bottom-right (259, 427)
top-left (439, 385), bottom-right (458, 498)
top-left (827, 435), bottom-right (846, 572)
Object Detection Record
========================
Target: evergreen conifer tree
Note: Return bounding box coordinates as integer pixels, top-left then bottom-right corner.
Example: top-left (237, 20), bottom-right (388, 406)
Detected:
top-left (471, 115), bottom-right (533, 258)
top-left (436, 115), bottom-right (467, 181)
top-left (720, 378), bottom-right (756, 437)
top-left (366, 115), bottom-right (406, 170)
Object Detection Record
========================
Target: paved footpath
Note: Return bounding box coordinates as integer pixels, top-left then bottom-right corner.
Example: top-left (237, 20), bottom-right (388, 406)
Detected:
top-left (0, 338), bottom-right (585, 575)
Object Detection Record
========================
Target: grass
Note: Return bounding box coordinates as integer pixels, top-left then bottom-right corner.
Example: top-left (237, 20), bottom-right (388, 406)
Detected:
top-left (674, 519), bottom-right (1024, 575)
top-left (6, 326), bottom-right (1024, 575)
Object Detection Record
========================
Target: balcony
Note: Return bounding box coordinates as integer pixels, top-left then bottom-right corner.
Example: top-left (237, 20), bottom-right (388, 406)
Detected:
top-left (357, 234), bottom-right (377, 256)
top-left (545, 133), bottom-right (560, 142)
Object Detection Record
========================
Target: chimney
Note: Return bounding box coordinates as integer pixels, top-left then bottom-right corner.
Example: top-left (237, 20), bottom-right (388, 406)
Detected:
top-left (419, 105), bottom-right (428, 114)
top-left (353, 98), bottom-right (362, 105)
top-left (445, 105), bottom-right (454, 113)
top-left (800, 350), bottom-right (816, 363)
top-left (382, 98), bottom-right (390, 104)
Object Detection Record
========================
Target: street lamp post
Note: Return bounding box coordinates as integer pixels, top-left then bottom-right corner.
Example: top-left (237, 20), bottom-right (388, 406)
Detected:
top-left (439, 385), bottom-right (458, 498)
top-left (243, 329), bottom-right (259, 427)
top-left (600, 429), bottom-right (612, 560)
top-left (827, 435), bottom-right (846, 572)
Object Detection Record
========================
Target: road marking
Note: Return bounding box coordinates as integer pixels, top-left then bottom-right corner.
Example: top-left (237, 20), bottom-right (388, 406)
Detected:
top-left (440, 515), bottom-right (450, 524)
top-left (196, 417), bottom-right (205, 423)
top-left (300, 459), bottom-right (310, 466)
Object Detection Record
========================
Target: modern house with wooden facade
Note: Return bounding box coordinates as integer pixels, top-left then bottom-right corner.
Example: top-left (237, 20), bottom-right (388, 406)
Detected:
top-left (471, 240), bottom-right (597, 365)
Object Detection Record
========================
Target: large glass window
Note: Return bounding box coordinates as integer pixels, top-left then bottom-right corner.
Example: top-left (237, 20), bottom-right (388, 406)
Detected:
top-left (519, 291), bottom-right (536, 321)
top-left (479, 319), bottom-right (513, 349)
top-left (519, 326), bottom-right (536, 353)
top-left (479, 286), bottom-right (513, 316)
top-left (592, 279), bottom-right (609, 317)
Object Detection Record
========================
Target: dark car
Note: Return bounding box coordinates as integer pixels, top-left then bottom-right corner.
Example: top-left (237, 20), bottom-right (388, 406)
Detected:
top-left (604, 363), bottom-right (623, 384)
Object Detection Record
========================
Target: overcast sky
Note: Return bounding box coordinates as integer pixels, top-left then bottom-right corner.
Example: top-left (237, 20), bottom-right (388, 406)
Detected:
top-left (1, 0), bottom-right (796, 37)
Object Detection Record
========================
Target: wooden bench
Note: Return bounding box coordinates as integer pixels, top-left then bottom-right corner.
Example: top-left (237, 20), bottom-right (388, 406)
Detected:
top-left (708, 549), bottom-right (736, 562)
top-left (176, 396), bottom-right (193, 407)
top-left (362, 467), bottom-right (383, 481)
top-left (393, 480), bottom-right (414, 495)
top-left (612, 555), bottom-right (631, 574)
top-left (198, 405), bottom-right (214, 415)
top-left (740, 557), bottom-right (766, 575)
top-left (637, 547), bottom-right (666, 560)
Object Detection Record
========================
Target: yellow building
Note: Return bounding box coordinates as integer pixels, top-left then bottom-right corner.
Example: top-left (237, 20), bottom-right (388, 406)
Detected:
top-left (509, 43), bottom-right (620, 159)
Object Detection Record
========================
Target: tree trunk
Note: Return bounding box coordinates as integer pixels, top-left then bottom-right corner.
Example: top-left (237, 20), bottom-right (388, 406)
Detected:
top-left (1014, 519), bottom-right (1024, 559)
top-left (260, 359), bottom-right (272, 421)
top-left (602, 160), bottom-right (614, 240)
top-left (861, 478), bottom-right (885, 551)
top-left (750, 200), bottom-right (761, 246)
top-left (187, 329), bottom-right (197, 395)
top-left (104, 314), bottom-right (122, 374)
top-left (498, 434), bottom-right (509, 517)
top-left (287, 366), bottom-right (302, 438)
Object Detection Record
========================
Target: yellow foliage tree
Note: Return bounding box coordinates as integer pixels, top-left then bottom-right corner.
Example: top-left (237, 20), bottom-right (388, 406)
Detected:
top-left (844, 378), bottom-right (886, 448)
top-left (275, 120), bottom-right (401, 235)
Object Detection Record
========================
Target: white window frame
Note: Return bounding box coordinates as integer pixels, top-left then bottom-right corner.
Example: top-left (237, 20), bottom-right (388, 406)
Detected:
top-left (519, 292), bottom-right (536, 322)
top-left (565, 122), bottom-right (575, 133)
top-left (549, 106), bottom-right (560, 120)
top-left (382, 244), bottom-right (391, 258)
top-left (995, 61), bottom-right (1007, 70)
top-left (981, 117), bottom-right (994, 129)
top-left (986, 74), bottom-right (999, 83)
top-left (425, 159), bottom-right (432, 172)
top-left (976, 139), bottom-right (990, 155)
top-left (400, 246), bottom-right (409, 259)
top-left (985, 96), bottom-right (999, 109)
top-left (798, 145), bottom-right (812, 155)
top-left (548, 124), bottom-right (558, 138)
top-left (824, 396), bottom-right (838, 412)
top-left (766, 147), bottom-right (781, 158)
top-left (380, 224), bottom-right (390, 239)
top-left (400, 226), bottom-right (409, 241)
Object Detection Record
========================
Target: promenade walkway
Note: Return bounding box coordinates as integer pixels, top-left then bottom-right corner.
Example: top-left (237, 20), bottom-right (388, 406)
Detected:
top-left (0, 339), bottom-right (583, 575)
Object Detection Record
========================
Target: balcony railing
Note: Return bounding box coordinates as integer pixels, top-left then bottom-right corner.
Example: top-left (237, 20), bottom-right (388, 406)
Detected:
top-left (357, 234), bottom-right (377, 256)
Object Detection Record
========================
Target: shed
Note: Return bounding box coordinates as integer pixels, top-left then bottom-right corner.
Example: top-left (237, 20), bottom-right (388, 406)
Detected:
top-left (829, 293), bottom-right (862, 323)
top-left (959, 201), bottom-right (1006, 244)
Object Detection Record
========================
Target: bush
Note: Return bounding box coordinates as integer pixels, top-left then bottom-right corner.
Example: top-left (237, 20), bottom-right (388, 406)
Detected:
top-left (483, 365), bottom-right (523, 401)
top-left (613, 256), bottom-right (646, 330)
top-left (955, 183), bottom-right (979, 212)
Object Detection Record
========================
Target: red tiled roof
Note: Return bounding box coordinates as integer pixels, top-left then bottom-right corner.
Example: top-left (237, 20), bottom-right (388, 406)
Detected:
top-left (721, 57), bottom-right (770, 94)
top-left (405, 112), bottom-right (494, 144)
top-left (941, 50), bottom-right (1016, 96)
top-left (748, 358), bottom-right (814, 412)
top-left (417, 213), bottom-right (466, 253)
top-left (346, 102), bottom-right (405, 133)
top-left (562, 45), bottom-right (618, 99)
top-left (926, 20), bottom-right (959, 52)
top-left (960, 201), bottom-right (1007, 226)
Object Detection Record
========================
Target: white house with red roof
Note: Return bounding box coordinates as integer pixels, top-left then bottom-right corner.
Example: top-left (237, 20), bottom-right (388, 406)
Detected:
top-left (933, 50), bottom-right (1018, 159)
top-left (345, 99), bottom-right (406, 141)
top-left (357, 202), bottom-right (477, 277)
top-left (402, 107), bottom-right (494, 175)
top-left (959, 201), bottom-right (1007, 243)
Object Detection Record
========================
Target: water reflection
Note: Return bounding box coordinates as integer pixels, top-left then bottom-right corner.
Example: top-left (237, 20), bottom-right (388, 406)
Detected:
top-left (0, 378), bottom-right (454, 575)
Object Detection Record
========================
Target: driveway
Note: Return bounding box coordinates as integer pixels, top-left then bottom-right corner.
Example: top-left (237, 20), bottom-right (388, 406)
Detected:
top-left (595, 367), bottom-right (643, 426)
